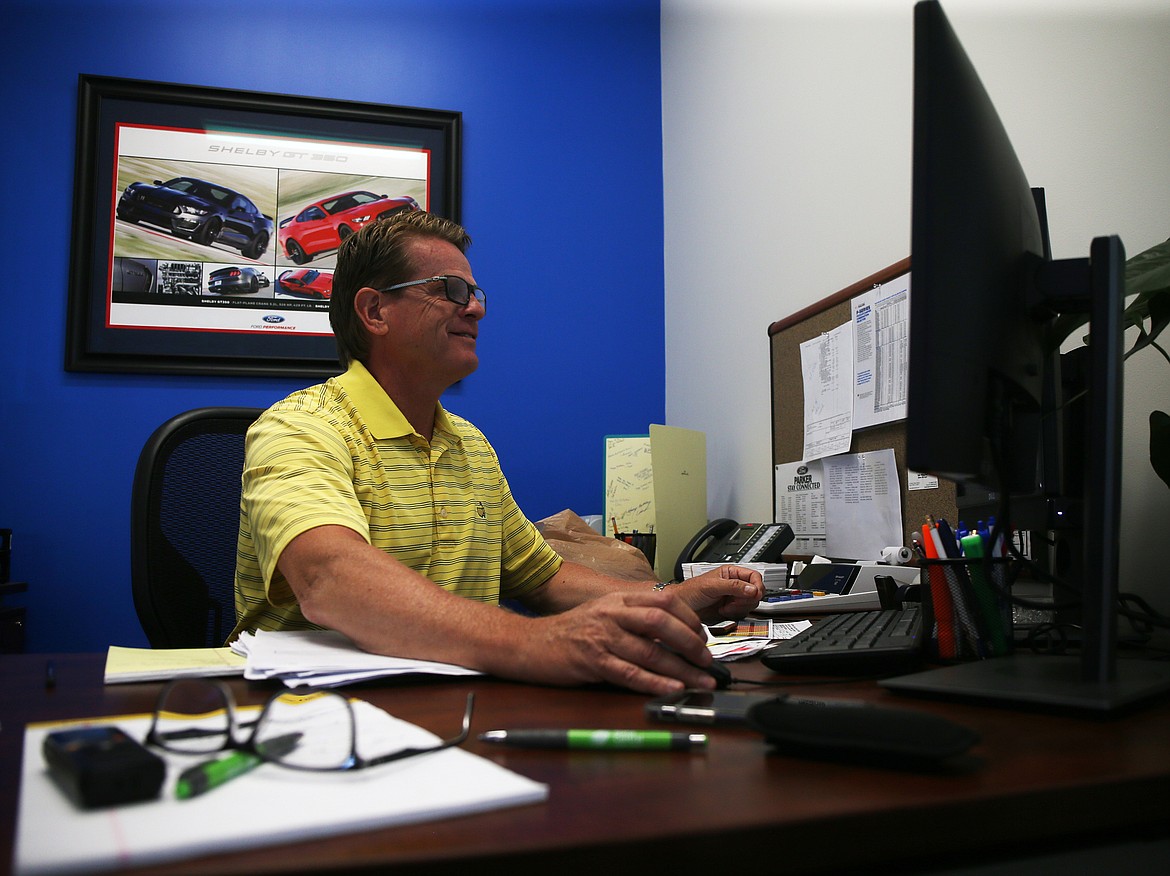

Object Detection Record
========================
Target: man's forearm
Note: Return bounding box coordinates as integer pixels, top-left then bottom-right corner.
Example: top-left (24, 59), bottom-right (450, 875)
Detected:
top-left (520, 560), bottom-right (655, 615)
top-left (279, 524), bottom-right (538, 673)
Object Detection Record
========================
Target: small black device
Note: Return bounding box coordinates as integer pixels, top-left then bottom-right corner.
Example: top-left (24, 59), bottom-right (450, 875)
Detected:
top-left (745, 695), bottom-right (979, 767)
top-left (43, 725), bottom-right (166, 809)
top-left (646, 690), bottom-right (781, 725)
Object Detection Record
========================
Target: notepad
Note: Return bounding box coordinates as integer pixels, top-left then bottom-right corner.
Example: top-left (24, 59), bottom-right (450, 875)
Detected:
top-left (15, 702), bottom-right (549, 875)
top-left (103, 646), bottom-right (247, 684)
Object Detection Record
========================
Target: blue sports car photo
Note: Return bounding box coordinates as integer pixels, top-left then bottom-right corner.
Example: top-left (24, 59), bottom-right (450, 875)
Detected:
top-left (116, 177), bottom-right (274, 260)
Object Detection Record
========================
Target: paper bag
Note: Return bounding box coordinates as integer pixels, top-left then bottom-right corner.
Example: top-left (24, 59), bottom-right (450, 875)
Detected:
top-left (535, 509), bottom-right (656, 582)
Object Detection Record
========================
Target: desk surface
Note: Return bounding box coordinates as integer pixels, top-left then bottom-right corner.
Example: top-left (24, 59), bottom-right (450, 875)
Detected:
top-left (4, 651), bottom-right (1170, 875)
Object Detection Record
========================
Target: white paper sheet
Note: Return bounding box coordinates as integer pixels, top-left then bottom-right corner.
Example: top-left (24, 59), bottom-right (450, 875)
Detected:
top-left (773, 460), bottom-right (828, 556)
top-left (851, 273), bottom-right (911, 430)
top-left (800, 322), bottom-right (855, 462)
top-left (822, 449), bottom-right (903, 561)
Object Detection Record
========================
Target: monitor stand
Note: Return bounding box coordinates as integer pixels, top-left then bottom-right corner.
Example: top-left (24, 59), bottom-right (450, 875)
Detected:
top-left (884, 237), bottom-right (1170, 714)
top-left (880, 654), bottom-right (1170, 712)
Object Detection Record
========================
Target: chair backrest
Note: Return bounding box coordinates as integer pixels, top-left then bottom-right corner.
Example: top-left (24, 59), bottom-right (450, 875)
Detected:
top-left (131, 407), bottom-right (263, 648)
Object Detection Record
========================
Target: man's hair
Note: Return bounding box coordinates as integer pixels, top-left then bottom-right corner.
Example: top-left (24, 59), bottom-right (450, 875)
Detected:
top-left (329, 211), bottom-right (472, 367)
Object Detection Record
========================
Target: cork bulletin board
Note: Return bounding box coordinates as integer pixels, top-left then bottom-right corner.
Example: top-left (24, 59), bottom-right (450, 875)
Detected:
top-left (768, 257), bottom-right (956, 554)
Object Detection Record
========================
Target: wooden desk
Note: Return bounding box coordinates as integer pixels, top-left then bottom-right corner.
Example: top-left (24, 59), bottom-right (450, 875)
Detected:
top-left (3, 652), bottom-right (1170, 875)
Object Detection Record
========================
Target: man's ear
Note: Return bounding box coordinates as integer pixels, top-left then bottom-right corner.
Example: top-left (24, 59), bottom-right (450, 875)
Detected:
top-left (354, 287), bottom-right (390, 339)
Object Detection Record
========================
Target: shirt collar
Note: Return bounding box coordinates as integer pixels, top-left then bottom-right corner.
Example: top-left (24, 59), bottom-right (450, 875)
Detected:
top-left (336, 360), bottom-right (460, 444)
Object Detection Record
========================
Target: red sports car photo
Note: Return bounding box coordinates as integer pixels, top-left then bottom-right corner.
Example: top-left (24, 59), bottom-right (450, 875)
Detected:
top-left (277, 268), bottom-right (333, 299)
top-left (278, 191), bottom-right (419, 264)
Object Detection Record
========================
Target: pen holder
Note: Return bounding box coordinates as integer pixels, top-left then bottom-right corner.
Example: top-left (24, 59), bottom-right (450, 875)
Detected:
top-left (616, 532), bottom-right (656, 567)
top-left (919, 556), bottom-right (1013, 662)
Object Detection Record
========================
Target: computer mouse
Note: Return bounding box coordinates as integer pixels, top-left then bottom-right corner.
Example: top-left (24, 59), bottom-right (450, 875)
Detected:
top-left (662, 644), bottom-right (734, 689)
top-left (705, 660), bottom-right (733, 689)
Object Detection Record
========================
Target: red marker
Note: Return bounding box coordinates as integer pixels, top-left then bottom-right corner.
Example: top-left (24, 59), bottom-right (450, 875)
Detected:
top-left (922, 521), bottom-right (956, 659)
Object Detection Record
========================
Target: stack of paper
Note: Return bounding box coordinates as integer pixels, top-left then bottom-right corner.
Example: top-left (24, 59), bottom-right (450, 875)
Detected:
top-left (682, 562), bottom-right (788, 589)
top-left (232, 629), bottom-right (483, 688)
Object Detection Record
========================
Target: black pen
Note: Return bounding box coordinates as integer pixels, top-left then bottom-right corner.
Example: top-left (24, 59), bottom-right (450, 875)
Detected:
top-left (479, 729), bottom-right (707, 751)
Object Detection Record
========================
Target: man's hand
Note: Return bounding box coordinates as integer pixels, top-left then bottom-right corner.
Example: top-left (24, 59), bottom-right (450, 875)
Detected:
top-left (671, 565), bottom-right (763, 624)
top-left (507, 589), bottom-right (720, 696)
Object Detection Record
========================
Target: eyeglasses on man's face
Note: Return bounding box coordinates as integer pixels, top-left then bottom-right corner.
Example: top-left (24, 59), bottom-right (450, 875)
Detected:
top-left (145, 678), bottom-right (474, 772)
top-left (374, 275), bottom-right (486, 310)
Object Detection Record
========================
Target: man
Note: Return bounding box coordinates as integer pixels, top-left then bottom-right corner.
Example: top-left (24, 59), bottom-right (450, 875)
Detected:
top-left (231, 212), bottom-right (761, 695)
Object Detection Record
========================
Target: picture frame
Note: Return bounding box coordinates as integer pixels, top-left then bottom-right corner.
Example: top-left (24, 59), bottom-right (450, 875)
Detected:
top-left (65, 74), bottom-right (461, 378)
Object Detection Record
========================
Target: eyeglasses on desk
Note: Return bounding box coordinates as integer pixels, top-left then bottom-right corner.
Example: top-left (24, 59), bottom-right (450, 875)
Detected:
top-left (145, 678), bottom-right (474, 772)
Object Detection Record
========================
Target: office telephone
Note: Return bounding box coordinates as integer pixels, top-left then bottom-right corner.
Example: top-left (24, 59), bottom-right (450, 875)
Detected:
top-left (673, 520), bottom-right (795, 580)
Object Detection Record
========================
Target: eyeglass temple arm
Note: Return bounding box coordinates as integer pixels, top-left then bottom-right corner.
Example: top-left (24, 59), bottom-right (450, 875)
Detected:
top-left (363, 693), bottom-right (475, 768)
top-left (151, 716), bottom-right (258, 743)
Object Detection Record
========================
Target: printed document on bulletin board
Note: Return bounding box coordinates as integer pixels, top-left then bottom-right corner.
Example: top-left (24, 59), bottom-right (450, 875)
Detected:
top-left (800, 322), bottom-right (854, 461)
top-left (777, 450), bottom-right (902, 560)
top-left (851, 273), bottom-right (910, 431)
top-left (774, 460), bottom-right (828, 556)
top-left (604, 434), bottom-right (654, 533)
top-left (822, 449), bottom-right (902, 561)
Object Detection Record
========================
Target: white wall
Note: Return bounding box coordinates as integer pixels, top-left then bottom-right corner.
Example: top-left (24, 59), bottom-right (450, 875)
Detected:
top-left (661, 0), bottom-right (1170, 600)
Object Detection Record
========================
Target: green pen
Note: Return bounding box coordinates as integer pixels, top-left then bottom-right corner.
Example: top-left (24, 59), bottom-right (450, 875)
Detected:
top-left (961, 533), bottom-right (1009, 656)
top-left (478, 729), bottom-right (707, 751)
top-left (175, 733), bottom-right (302, 799)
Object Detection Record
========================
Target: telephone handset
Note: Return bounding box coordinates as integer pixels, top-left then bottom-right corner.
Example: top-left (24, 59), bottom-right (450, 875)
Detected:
top-left (673, 520), bottom-right (795, 581)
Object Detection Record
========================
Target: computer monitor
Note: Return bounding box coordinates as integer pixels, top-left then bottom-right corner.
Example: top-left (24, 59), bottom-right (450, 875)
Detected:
top-left (886, 0), bottom-right (1170, 711)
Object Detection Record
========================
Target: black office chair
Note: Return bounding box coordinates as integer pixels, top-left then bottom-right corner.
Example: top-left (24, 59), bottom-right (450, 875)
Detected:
top-left (131, 407), bottom-right (263, 648)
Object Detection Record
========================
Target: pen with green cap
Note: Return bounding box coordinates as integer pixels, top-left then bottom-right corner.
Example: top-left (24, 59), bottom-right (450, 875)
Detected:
top-left (175, 732), bottom-right (302, 799)
top-left (479, 729), bottom-right (707, 751)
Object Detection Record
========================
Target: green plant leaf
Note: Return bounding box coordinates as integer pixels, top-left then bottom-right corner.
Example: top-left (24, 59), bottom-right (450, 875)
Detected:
top-left (1152, 410), bottom-right (1170, 490)
top-left (1125, 236), bottom-right (1170, 296)
top-left (1048, 236), bottom-right (1170, 355)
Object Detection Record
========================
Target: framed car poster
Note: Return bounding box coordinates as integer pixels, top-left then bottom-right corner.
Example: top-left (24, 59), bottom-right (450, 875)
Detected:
top-left (66, 74), bottom-right (461, 377)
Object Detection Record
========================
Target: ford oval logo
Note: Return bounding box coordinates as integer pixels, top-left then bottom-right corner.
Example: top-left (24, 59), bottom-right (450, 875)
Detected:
top-left (263, 315), bottom-right (285, 323)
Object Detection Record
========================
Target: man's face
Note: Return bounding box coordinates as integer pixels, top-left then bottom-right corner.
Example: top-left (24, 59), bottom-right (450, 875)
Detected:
top-left (376, 237), bottom-right (484, 387)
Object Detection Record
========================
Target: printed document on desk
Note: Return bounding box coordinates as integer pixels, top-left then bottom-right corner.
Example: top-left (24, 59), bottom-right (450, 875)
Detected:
top-left (15, 701), bottom-right (548, 875)
top-left (232, 629), bottom-right (483, 688)
top-left (707, 618), bottom-right (812, 660)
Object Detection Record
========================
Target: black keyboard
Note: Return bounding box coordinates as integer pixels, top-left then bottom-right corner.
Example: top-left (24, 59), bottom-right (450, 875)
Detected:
top-left (760, 606), bottom-right (923, 675)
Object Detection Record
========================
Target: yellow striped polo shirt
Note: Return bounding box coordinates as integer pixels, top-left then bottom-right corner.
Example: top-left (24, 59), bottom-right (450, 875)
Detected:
top-left (230, 360), bottom-right (562, 639)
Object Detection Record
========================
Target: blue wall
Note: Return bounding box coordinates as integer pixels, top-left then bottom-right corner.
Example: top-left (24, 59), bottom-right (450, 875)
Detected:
top-left (0, 0), bottom-right (665, 652)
